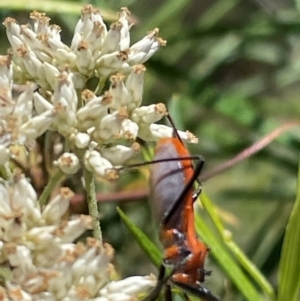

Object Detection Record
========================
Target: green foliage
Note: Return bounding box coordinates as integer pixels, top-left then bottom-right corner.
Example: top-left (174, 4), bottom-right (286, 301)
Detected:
top-left (117, 207), bottom-right (162, 267)
top-left (1, 0), bottom-right (300, 300)
top-left (278, 162), bottom-right (300, 301)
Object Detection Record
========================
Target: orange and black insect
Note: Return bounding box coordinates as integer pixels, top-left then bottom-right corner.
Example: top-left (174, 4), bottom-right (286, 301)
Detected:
top-left (144, 119), bottom-right (219, 301)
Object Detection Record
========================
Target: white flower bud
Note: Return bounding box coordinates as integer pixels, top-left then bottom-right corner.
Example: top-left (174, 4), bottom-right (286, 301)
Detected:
top-left (5, 244), bottom-right (33, 272)
top-left (84, 149), bottom-right (118, 180)
top-left (99, 275), bottom-right (156, 299)
top-left (94, 108), bottom-right (128, 142)
top-left (131, 103), bottom-right (167, 125)
top-left (3, 18), bottom-right (24, 50)
top-left (59, 215), bottom-right (93, 243)
top-left (33, 91), bottom-right (53, 114)
top-left (17, 45), bottom-right (42, 80)
top-left (46, 36), bottom-right (76, 64)
top-left (101, 22), bottom-right (122, 55)
top-left (13, 84), bottom-right (34, 122)
top-left (19, 109), bottom-right (56, 142)
top-left (128, 28), bottom-right (166, 64)
top-left (25, 225), bottom-right (57, 248)
top-left (0, 54), bottom-right (13, 90)
top-left (35, 49), bottom-right (52, 63)
top-left (75, 40), bottom-right (95, 75)
top-left (100, 143), bottom-right (140, 166)
top-left (71, 132), bottom-right (91, 149)
top-left (53, 71), bottom-right (77, 113)
top-left (118, 8), bottom-right (131, 51)
top-left (42, 187), bottom-right (74, 224)
top-left (13, 173), bottom-right (37, 202)
top-left (120, 119), bottom-right (139, 140)
top-left (138, 123), bottom-right (198, 143)
top-left (55, 153), bottom-right (80, 175)
top-left (19, 24), bottom-right (37, 47)
top-left (96, 51), bottom-right (129, 77)
top-left (74, 10), bottom-right (93, 38)
top-left (2, 214), bottom-right (24, 242)
top-left (52, 72), bottom-right (78, 136)
top-left (109, 73), bottom-right (130, 110)
top-left (86, 21), bottom-right (106, 53)
top-left (126, 64), bottom-right (145, 112)
top-left (76, 91), bottom-right (112, 128)
top-left (3, 17), bottom-right (21, 41)
top-left (44, 62), bottom-right (60, 89)
top-left (73, 5), bottom-right (107, 44)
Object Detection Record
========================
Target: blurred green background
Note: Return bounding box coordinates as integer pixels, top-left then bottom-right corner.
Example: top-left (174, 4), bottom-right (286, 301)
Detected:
top-left (1, 0), bottom-right (300, 300)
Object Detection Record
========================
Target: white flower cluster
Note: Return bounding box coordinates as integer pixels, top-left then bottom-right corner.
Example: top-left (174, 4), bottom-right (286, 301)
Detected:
top-left (1, 5), bottom-right (197, 180)
top-left (0, 175), bottom-right (155, 301)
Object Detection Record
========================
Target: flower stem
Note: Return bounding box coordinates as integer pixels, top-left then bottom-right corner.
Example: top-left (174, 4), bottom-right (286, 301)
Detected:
top-left (83, 167), bottom-right (102, 242)
top-left (39, 169), bottom-right (64, 207)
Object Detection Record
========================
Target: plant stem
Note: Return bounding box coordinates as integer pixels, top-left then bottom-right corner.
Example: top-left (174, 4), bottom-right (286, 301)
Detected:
top-left (39, 169), bottom-right (64, 207)
top-left (83, 167), bottom-right (102, 242)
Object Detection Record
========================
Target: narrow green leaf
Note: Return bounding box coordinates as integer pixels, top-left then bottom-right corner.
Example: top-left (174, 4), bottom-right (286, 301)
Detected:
top-left (137, 0), bottom-right (190, 35)
top-left (197, 0), bottom-right (241, 30)
top-left (117, 207), bottom-right (162, 267)
top-left (1, 0), bottom-right (116, 21)
top-left (195, 206), bottom-right (265, 301)
top-left (278, 161), bottom-right (300, 301)
top-left (201, 193), bottom-right (275, 300)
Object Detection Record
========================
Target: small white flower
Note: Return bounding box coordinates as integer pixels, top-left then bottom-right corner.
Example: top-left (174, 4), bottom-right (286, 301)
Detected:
top-left (71, 131), bottom-right (91, 149)
top-left (138, 123), bottom-right (198, 143)
top-left (96, 50), bottom-right (130, 78)
top-left (75, 41), bottom-right (95, 76)
top-left (128, 28), bottom-right (166, 64)
top-left (99, 275), bottom-right (156, 300)
top-left (43, 62), bottom-right (60, 90)
top-left (109, 73), bottom-right (130, 110)
top-left (58, 215), bottom-right (93, 243)
top-left (76, 90), bottom-right (112, 131)
top-left (93, 108), bottom-right (128, 142)
top-left (126, 64), bottom-right (146, 112)
top-left (52, 71), bottom-right (78, 136)
top-left (0, 53), bottom-right (13, 90)
top-left (33, 91), bottom-right (53, 114)
top-left (84, 149), bottom-right (118, 180)
top-left (120, 118), bottom-right (139, 140)
top-left (42, 187), bottom-right (74, 224)
top-left (19, 108), bottom-right (56, 142)
top-left (100, 142), bottom-right (140, 166)
top-left (55, 153), bottom-right (80, 175)
top-left (131, 103), bottom-right (167, 125)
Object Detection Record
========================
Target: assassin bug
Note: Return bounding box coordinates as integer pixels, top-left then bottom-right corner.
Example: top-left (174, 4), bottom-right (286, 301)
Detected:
top-left (143, 119), bottom-right (219, 301)
top-left (122, 116), bottom-right (219, 301)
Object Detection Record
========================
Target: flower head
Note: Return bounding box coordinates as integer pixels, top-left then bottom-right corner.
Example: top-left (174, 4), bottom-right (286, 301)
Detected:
top-left (0, 175), bottom-right (155, 300)
top-left (0, 5), bottom-right (195, 300)
top-left (1, 5), bottom-right (198, 179)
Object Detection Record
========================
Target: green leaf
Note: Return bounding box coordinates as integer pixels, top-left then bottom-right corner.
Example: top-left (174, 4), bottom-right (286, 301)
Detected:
top-left (201, 193), bottom-right (275, 300)
top-left (0, 0), bottom-right (116, 21)
top-left (117, 207), bottom-right (162, 267)
top-left (195, 204), bottom-right (265, 301)
top-left (277, 161), bottom-right (300, 301)
top-left (136, 0), bottom-right (191, 35)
